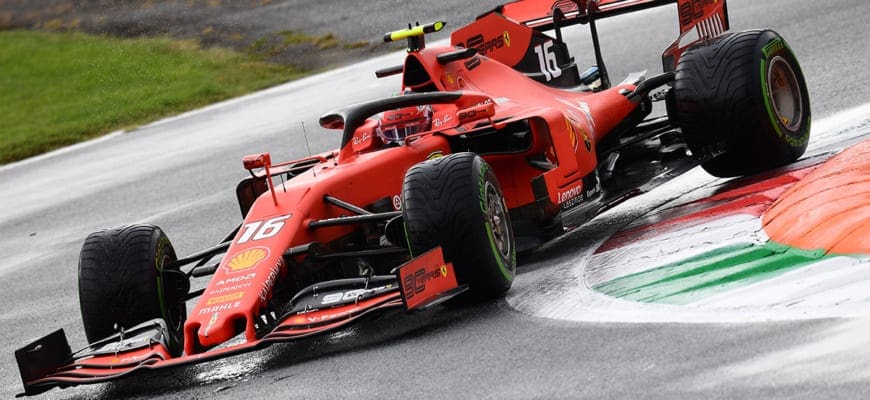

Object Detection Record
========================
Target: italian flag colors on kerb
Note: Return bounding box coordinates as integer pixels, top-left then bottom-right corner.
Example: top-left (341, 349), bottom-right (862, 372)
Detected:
top-left (592, 139), bottom-right (870, 305)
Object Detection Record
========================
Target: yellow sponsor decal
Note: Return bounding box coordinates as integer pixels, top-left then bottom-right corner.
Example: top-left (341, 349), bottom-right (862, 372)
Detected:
top-left (204, 312), bottom-right (219, 337)
top-left (565, 118), bottom-right (578, 151)
top-left (206, 292), bottom-right (245, 305)
top-left (226, 247), bottom-right (268, 272)
top-left (578, 126), bottom-right (591, 152)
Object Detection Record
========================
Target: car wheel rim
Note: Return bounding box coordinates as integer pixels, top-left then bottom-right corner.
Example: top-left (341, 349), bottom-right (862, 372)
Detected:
top-left (767, 56), bottom-right (802, 132)
top-left (159, 254), bottom-right (185, 336)
top-left (485, 182), bottom-right (511, 259)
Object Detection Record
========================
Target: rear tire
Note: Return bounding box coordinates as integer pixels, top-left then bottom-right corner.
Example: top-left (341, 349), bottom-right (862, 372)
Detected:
top-left (78, 224), bottom-right (188, 355)
top-left (402, 153), bottom-right (516, 300)
top-left (673, 29), bottom-right (810, 177)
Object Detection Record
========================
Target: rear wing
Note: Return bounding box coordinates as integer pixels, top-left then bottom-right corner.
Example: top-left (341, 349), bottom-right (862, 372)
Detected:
top-left (499, 0), bottom-right (679, 30)
top-left (452, 0), bottom-right (729, 86)
top-left (497, 0), bottom-right (728, 38)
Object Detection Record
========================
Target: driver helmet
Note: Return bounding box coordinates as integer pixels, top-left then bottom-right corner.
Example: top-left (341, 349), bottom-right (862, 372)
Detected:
top-left (376, 105), bottom-right (433, 143)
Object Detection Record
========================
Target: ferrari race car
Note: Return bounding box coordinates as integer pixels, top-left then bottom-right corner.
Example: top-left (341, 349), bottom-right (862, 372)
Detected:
top-left (15, 0), bottom-right (810, 395)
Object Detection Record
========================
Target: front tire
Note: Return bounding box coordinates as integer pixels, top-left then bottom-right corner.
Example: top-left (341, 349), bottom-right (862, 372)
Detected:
top-left (673, 29), bottom-right (811, 177)
top-left (78, 224), bottom-right (189, 355)
top-left (402, 153), bottom-right (516, 300)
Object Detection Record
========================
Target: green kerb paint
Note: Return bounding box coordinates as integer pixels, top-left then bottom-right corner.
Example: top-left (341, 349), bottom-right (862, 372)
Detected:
top-left (594, 241), bottom-right (831, 305)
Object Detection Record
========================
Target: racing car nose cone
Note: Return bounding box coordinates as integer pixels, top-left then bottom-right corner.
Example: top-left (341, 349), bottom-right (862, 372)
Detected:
top-left (185, 311), bottom-right (243, 352)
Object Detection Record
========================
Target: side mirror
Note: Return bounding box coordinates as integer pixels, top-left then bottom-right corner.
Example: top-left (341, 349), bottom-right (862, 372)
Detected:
top-left (242, 152), bottom-right (278, 206)
top-left (457, 102), bottom-right (496, 124)
top-left (243, 152), bottom-right (272, 170)
top-left (319, 114), bottom-right (345, 130)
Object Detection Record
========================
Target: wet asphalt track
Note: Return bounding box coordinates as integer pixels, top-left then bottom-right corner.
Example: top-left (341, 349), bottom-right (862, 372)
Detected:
top-left (2, 0), bottom-right (870, 398)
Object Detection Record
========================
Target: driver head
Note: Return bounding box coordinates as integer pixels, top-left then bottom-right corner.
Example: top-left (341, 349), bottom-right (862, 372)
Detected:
top-left (376, 105), bottom-right (433, 143)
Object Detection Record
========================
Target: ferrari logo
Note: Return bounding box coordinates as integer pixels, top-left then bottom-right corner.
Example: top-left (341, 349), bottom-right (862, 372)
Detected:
top-left (565, 118), bottom-right (578, 152)
top-left (579, 126), bottom-right (592, 152)
top-left (440, 265), bottom-right (448, 277)
top-left (503, 31), bottom-right (511, 47)
top-left (204, 312), bottom-right (219, 337)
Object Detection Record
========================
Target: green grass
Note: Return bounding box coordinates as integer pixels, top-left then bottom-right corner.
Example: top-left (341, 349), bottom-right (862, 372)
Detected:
top-left (0, 30), bottom-right (309, 164)
top-left (279, 30), bottom-right (344, 50)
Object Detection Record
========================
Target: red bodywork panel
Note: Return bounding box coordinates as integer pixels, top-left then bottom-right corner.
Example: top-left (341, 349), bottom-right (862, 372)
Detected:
top-left (397, 247), bottom-right (459, 310)
top-left (186, 134), bottom-right (451, 352)
top-left (451, 11), bottom-right (535, 68)
top-left (405, 47), bottom-right (637, 207)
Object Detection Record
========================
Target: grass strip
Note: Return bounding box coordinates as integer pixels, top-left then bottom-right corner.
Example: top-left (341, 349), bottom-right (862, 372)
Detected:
top-left (0, 30), bottom-right (308, 164)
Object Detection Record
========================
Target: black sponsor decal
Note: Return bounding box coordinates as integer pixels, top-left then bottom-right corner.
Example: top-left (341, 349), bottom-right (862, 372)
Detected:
top-left (678, 0), bottom-right (717, 27)
top-left (464, 55), bottom-right (481, 70)
top-left (258, 259), bottom-right (283, 303)
top-left (458, 109), bottom-right (483, 121)
top-left (550, 0), bottom-right (578, 15)
top-left (679, 2), bottom-right (693, 27)
top-left (560, 174), bottom-right (601, 211)
top-left (466, 34), bottom-right (485, 50)
top-left (465, 32), bottom-right (507, 56)
top-left (402, 266), bottom-right (446, 300)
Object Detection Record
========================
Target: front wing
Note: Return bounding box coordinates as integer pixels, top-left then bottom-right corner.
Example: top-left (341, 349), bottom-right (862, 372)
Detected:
top-left (15, 247), bottom-right (463, 397)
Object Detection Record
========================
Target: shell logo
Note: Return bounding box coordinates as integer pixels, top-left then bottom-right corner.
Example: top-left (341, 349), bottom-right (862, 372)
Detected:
top-left (225, 247), bottom-right (269, 273)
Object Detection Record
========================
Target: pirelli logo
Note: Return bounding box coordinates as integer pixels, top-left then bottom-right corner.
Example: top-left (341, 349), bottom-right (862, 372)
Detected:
top-left (206, 292), bottom-right (244, 305)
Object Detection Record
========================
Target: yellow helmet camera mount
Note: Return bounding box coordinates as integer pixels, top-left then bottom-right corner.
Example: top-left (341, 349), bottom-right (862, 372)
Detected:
top-left (383, 21), bottom-right (446, 52)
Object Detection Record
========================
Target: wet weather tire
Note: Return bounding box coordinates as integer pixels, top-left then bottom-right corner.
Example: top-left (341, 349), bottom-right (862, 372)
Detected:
top-left (402, 153), bottom-right (516, 300)
top-left (673, 29), bottom-right (811, 177)
top-left (78, 224), bottom-right (188, 355)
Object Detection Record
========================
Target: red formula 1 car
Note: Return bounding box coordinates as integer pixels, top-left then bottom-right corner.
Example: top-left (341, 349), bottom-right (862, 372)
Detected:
top-left (16, 0), bottom-right (810, 395)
